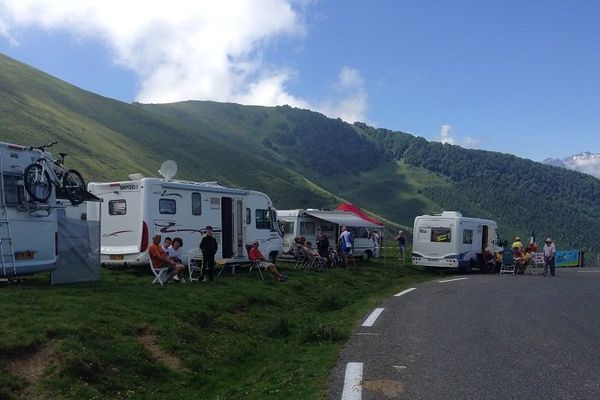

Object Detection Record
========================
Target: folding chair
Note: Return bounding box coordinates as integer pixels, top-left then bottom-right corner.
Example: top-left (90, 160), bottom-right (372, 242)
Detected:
top-left (499, 249), bottom-right (516, 275)
top-left (187, 250), bottom-right (203, 282)
top-left (524, 257), bottom-right (537, 275)
top-left (151, 265), bottom-right (170, 285)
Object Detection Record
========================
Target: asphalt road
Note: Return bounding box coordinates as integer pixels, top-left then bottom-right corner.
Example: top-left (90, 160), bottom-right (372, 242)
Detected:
top-left (329, 268), bottom-right (600, 400)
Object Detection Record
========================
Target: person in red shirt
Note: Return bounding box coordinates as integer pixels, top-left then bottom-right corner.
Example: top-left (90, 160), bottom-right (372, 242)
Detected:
top-left (248, 241), bottom-right (288, 282)
top-left (148, 234), bottom-right (185, 282)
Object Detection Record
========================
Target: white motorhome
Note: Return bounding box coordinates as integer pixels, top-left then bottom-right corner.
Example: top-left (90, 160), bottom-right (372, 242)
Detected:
top-left (412, 211), bottom-right (499, 271)
top-left (0, 142), bottom-right (58, 277)
top-left (87, 175), bottom-right (283, 266)
top-left (277, 209), bottom-right (382, 261)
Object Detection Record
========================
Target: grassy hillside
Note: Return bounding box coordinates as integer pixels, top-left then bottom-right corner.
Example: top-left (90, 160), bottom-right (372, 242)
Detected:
top-left (1, 52), bottom-right (599, 255)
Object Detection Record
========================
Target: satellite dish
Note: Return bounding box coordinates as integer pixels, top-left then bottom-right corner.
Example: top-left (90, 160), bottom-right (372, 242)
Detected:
top-left (158, 160), bottom-right (178, 180)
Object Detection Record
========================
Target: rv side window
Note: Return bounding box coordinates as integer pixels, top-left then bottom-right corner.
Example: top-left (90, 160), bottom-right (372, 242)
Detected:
top-left (109, 199), bottom-right (127, 215)
top-left (245, 208), bottom-right (251, 225)
top-left (159, 199), bottom-right (176, 215)
top-left (2, 174), bottom-right (25, 207)
top-left (463, 229), bottom-right (473, 244)
top-left (300, 222), bottom-right (315, 235)
top-left (431, 227), bottom-right (451, 243)
top-left (282, 221), bottom-right (294, 234)
top-left (192, 192), bottom-right (202, 216)
top-left (255, 209), bottom-right (271, 230)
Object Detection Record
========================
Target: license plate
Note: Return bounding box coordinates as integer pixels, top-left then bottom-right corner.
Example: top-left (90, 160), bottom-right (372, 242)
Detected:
top-left (427, 258), bottom-right (437, 262)
top-left (110, 255), bottom-right (125, 260)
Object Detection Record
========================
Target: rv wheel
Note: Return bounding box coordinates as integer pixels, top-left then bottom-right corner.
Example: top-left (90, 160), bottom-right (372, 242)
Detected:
top-left (362, 251), bottom-right (372, 262)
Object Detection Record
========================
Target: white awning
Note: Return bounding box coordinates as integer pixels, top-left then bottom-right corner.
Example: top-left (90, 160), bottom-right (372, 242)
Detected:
top-left (303, 210), bottom-right (382, 228)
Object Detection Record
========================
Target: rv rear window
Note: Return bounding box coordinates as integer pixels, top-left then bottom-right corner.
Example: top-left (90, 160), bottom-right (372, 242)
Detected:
top-left (431, 227), bottom-right (451, 243)
top-left (282, 221), bottom-right (294, 234)
top-left (2, 174), bottom-right (25, 207)
top-left (246, 208), bottom-right (251, 225)
top-left (159, 199), bottom-right (176, 215)
top-left (109, 199), bottom-right (127, 215)
top-left (192, 192), bottom-right (202, 216)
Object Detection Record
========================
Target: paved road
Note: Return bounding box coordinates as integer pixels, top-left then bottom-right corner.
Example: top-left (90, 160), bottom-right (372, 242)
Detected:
top-left (329, 268), bottom-right (600, 400)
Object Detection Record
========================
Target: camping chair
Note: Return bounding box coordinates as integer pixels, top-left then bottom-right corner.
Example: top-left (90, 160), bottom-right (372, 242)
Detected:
top-left (524, 256), bottom-right (537, 275)
top-left (292, 245), bottom-right (309, 270)
top-left (499, 249), bottom-right (516, 275)
top-left (151, 265), bottom-right (170, 285)
top-left (187, 249), bottom-right (203, 282)
top-left (246, 245), bottom-right (265, 280)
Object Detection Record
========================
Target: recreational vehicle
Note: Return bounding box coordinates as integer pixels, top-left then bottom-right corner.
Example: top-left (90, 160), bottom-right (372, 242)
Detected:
top-left (0, 142), bottom-right (58, 277)
top-left (412, 211), bottom-right (499, 271)
top-left (87, 175), bottom-right (283, 266)
top-left (277, 209), bottom-right (381, 261)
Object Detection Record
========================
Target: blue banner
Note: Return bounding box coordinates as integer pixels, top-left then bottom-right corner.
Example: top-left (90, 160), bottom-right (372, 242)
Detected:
top-left (555, 250), bottom-right (579, 267)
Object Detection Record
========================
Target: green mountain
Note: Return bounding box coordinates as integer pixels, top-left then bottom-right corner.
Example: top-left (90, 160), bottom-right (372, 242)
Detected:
top-left (1, 52), bottom-right (599, 257)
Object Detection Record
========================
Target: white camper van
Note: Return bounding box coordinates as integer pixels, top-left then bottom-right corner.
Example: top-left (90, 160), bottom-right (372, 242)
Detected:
top-left (277, 209), bottom-right (381, 261)
top-left (0, 142), bottom-right (58, 277)
top-left (412, 211), bottom-right (499, 271)
top-left (87, 175), bottom-right (283, 266)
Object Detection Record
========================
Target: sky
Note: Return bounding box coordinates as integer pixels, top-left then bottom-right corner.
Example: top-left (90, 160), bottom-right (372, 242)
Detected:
top-left (0, 0), bottom-right (599, 162)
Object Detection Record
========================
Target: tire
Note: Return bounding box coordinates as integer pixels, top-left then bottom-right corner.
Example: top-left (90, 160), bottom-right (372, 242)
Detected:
top-left (24, 163), bottom-right (52, 202)
top-left (362, 251), bottom-right (372, 262)
top-left (62, 169), bottom-right (86, 205)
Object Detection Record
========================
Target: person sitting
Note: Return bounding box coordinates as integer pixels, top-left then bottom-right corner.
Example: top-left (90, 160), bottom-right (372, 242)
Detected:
top-left (299, 240), bottom-right (327, 271)
top-left (166, 237), bottom-right (183, 264)
top-left (483, 247), bottom-right (496, 273)
top-left (162, 236), bottom-right (173, 251)
top-left (513, 247), bottom-right (526, 274)
top-left (149, 234), bottom-right (185, 282)
top-left (520, 247), bottom-right (534, 273)
top-left (248, 241), bottom-right (288, 282)
top-left (511, 236), bottom-right (523, 251)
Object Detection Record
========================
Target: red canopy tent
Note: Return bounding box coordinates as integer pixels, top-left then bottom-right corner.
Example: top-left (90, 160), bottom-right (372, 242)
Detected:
top-left (335, 203), bottom-right (384, 227)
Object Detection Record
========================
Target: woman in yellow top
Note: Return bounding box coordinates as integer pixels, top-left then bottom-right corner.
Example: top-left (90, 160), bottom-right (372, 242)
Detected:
top-left (511, 236), bottom-right (523, 250)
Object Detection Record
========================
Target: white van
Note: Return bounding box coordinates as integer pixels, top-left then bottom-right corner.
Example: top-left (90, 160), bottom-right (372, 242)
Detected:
top-left (0, 142), bottom-right (58, 277)
top-left (277, 209), bottom-right (381, 261)
top-left (412, 211), bottom-right (499, 271)
top-left (87, 176), bottom-right (283, 266)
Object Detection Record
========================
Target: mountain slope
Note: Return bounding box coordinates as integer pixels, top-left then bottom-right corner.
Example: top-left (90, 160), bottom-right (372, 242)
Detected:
top-left (1, 52), bottom-right (600, 256)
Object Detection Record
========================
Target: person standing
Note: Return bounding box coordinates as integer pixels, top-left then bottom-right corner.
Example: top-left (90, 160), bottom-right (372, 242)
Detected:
top-left (371, 230), bottom-right (381, 258)
top-left (541, 237), bottom-right (556, 276)
top-left (199, 226), bottom-right (218, 281)
top-left (315, 229), bottom-right (330, 259)
top-left (339, 226), bottom-right (356, 268)
top-left (394, 230), bottom-right (406, 262)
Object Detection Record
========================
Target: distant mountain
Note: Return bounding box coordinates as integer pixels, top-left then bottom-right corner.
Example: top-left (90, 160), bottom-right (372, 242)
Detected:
top-left (2, 52), bottom-right (600, 258)
top-left (543, 152), bottom-right (600, 179)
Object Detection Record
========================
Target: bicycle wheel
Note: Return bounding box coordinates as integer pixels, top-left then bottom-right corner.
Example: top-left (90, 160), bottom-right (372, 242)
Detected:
top-left (24, 163), bottom-right (52, 202)
top-left (62, 169), bottom-right (86, 205)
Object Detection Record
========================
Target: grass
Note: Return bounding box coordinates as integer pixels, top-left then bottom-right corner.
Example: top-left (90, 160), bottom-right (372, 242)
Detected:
top-left (0, 250), bottom-right (432, 400)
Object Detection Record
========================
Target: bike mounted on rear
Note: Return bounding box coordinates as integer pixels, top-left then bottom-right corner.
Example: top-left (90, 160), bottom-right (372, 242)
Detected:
top-left (23, 141), bottom-right (86, 206)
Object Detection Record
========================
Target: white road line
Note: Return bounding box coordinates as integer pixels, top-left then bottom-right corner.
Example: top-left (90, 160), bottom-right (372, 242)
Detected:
top-left (341, 362), bottom-right (363, 400)
top-left (355, 332), bottom-right (380, 336)
top-left (394, 287), bottom-right (417, 297)
top-left (438, 277), bottom-right (469, 283)
top-left (577, 270), bottom-right (600, 273)
top-left (362, 308), bottom-right (385, 327)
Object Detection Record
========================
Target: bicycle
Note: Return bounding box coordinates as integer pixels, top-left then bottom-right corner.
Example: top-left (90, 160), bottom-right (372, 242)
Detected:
top-left (23, 141), bottom-right (86, 205)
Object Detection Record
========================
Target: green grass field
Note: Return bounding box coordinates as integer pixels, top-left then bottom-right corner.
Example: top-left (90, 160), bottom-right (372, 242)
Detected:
top-left (0, 250), bottom-right (432, 400)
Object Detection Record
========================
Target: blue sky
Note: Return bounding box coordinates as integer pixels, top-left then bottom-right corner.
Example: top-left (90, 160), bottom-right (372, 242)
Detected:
top-left (0, 0), bottom-right (599, 161)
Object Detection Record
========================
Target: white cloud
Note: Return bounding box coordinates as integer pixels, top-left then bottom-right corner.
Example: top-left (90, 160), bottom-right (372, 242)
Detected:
top-left (319, 66), bottom-right (367, 123)
top-left (461, 136), bottom-right (480, 148)
top-left (568, 156), bottom-right (600, 179)
top-left (0, 0), bottom-right (367, 123)
top-left (438, 124), bottom-right (455, 145)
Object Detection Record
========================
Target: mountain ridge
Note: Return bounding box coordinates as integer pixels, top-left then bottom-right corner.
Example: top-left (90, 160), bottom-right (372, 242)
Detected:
top-left (1, 52), bottom-right (600, 257)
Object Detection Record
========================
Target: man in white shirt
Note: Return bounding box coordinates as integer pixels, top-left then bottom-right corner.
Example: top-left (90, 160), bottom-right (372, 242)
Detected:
top-left (541, 237), bottom-right (556, 276)
top-left (339, 226), bottom-right (356, 268)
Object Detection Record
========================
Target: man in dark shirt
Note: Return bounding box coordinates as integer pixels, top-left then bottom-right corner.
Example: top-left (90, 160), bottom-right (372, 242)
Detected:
top-left (199, 225), bottom-right (218, 281)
